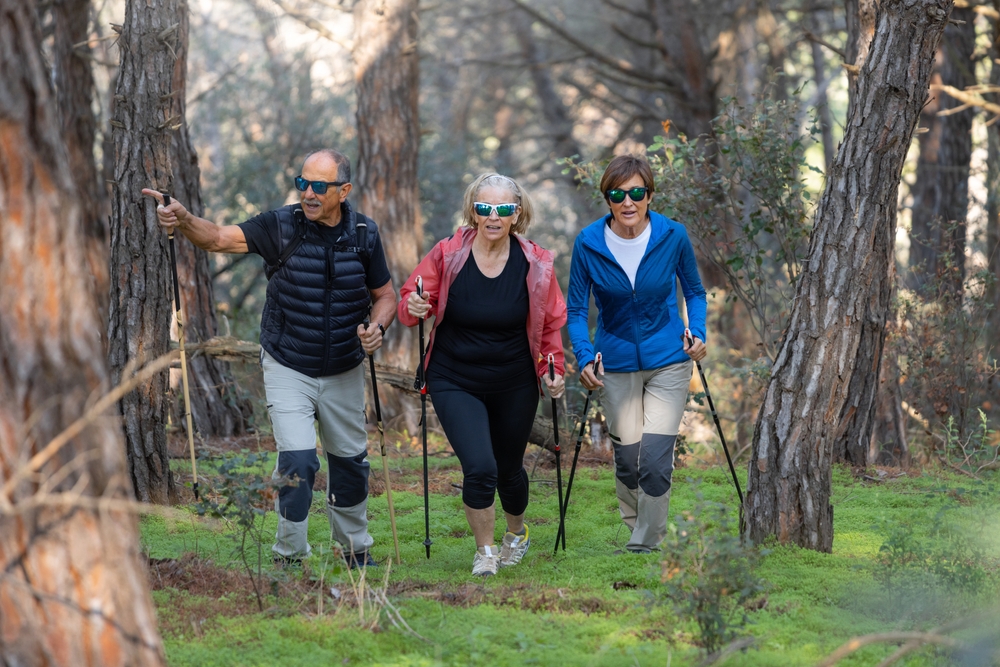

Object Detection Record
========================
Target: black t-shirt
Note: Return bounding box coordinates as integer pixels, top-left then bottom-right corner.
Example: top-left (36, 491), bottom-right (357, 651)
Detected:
top-left (430, 241), bottom-right (535, 392)
top-left (238, 205), bottom-right (392, 290)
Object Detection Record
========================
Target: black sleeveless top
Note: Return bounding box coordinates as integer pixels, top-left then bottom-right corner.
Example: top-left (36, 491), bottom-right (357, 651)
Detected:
top-left (429, 240), bottom-right (536, 392)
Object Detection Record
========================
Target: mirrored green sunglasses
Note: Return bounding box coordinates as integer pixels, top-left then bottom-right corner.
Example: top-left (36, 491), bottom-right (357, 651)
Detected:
top-left (606, 187), bottom-right (648, 204)
top-left (473, 202), bottom-right (518, 217)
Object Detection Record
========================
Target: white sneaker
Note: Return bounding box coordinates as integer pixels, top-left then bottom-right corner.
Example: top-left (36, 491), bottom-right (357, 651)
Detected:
top-left (472, 545), bottom-right (500, 577)
top-left (499, 526), bottom-right (530, 567)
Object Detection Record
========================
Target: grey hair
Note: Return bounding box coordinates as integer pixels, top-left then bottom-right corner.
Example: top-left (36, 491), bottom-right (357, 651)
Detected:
top-left (461, 173), bottom-right (535, 235)
top-left (303, 149), bottom-right (351, 183)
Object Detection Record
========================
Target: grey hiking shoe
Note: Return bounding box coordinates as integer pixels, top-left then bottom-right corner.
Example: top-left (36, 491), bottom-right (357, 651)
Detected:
top-left (472, 545), bottom-right (500, 577)
top-left (499, 526), bottom-right (530, 567)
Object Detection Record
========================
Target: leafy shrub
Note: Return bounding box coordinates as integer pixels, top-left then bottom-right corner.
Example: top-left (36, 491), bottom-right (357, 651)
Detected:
top-left (658, 487), bottom-right (767, 655)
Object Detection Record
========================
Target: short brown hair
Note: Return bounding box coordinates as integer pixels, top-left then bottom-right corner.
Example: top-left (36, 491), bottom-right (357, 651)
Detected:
top-left (599, 155), bottom-right (655, 202)
top-left (461, 173), bottom-right (535, 235)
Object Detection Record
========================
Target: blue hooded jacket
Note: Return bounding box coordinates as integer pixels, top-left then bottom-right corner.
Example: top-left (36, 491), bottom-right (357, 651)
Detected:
top-left (567, 211), bottom-right (707, 373)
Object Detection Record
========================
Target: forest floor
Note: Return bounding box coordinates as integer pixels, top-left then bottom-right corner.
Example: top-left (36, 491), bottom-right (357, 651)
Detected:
top-left (143, 431), bottom-right (1000, 667)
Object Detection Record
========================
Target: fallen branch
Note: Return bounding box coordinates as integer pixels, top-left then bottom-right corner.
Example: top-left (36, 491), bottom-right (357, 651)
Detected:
top-left (816, 631), bottom-right (964, 667)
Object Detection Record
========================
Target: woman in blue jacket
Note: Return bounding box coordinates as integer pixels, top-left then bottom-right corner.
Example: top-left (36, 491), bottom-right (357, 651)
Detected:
top-left (567, 155), bottom-right (707, 553)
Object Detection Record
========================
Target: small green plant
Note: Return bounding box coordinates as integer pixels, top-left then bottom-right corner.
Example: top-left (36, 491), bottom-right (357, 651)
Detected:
top-left (874, 507), bottom-right (995, 603)
top-left (658, 486), bottom-right (766, 655)
top-left (194, 451), bottom-right (288, 611)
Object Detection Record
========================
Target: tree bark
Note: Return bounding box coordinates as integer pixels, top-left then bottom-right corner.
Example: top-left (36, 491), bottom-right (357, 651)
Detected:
top-left (108, 0), bottom-right (181, 504)
top-left (353, 0), bottom-right (421, 424)
top-left (166, 0), bottom-right (252, 437)
top-left (908, 8), bottom-right (975, 293)
top-left (989, 2), bottom-right (1000, 332)
top-left (50, 0), bottom-right (109, 324)
top-left (747, 0), bottom-right (952, 552)
top-left (844, 0), bottom-right (880, 110)
top-left (0, 0), bottom-right (165, 661)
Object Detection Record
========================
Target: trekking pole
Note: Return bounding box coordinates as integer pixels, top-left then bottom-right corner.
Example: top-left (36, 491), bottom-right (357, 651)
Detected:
top-left (415, 277), bottom-right (432, 559)
top-left (548, 354), bottom-right (564, 555)
top-left (162, 192), bottom-right (199, 501)
top-left (554, 352), bottom-right (600, 554)
top-left (684, 329), bottom-right (743, 518)
top-left (363, 318), bottom-right (401, 565)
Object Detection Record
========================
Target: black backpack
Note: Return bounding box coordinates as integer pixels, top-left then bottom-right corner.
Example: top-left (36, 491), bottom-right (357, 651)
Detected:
top-left (264, 206), bottom-right (371, 280)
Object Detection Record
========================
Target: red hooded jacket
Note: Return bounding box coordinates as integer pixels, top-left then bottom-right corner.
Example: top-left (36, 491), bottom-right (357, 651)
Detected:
top-left (397, 227), bottom-right (567, 382)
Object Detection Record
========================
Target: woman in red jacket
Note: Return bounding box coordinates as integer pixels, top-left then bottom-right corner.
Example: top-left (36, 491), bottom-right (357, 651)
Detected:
top-left (398, 173), bottom-right (566, 577)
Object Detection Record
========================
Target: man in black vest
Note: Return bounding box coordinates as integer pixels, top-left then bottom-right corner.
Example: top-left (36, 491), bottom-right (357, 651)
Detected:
top-left (144, 149), bottom-right (396, 568)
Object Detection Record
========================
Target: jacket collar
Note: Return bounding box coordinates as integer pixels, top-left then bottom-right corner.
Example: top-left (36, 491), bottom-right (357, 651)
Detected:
top-left (580, 211), bottom-right (674, 258)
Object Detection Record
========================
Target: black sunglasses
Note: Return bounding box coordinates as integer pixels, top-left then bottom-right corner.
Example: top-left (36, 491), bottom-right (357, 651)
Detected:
top-left (295, 175), bottom-right (346, 195)
top-left (606, 187), bottom-right (649, 204)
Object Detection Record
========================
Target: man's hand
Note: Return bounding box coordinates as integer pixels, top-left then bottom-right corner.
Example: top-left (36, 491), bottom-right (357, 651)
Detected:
top-left (580, 356), bottom-right (605, 391)
top-left (142, 188), bottom-right (190, 234)
top-left (544, 372), bottom-right (565, 399)
top-left (358, 322), bottom-right (384, 355)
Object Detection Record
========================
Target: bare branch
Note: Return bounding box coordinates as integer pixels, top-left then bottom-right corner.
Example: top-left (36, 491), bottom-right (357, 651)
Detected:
top-left (803, 30), bottom-right (846, 60)
top-left (932, 83), bottom-right (1000, 115)
top-left (601, 0), bottom-right (648, 21)
top-left (816, 632), bottom-right (964, 667)
top-left (508, 0), bottom-right (682, 91)
top-left (269, 0), bottom-right (352, 50)
top-left (611, 23), bottom-right (665, 54)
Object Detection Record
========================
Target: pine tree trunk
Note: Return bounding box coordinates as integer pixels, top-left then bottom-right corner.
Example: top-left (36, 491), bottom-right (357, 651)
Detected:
top-left (108, 0), bottom-right (181, 504)
top-left (747, 0), bottom-right (952, 552)
top-left (51, 0), bottom-right (109, 323)
top-left (844, 0), bottom-right (879, 109)
top-left (0, 0), bottom-right (165, 661)
top-left (167, 0), bottom-right (252, 437)
top-left (989, 2), bottom-right (1000, 333)
top-left (909, 8), bottom-right (975, 293)
top-left (353, 0), bottom-right (421, 424)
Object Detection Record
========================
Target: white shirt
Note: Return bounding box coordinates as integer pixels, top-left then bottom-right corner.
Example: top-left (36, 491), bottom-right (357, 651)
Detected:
top-left (604, 221), bottom-right (651, 289)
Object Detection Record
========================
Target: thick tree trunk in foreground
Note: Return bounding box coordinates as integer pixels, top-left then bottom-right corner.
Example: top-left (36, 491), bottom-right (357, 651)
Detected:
top-left (354, 0), bottom-right (421, 425)
top-left (167, 0), bottom-right (251, 437)
top-left (109, 0), bottom-right (180, 503)
top-left (0, 0), bottom-right (165, 662)
top-left (747, 0), bottom-right (952, 552)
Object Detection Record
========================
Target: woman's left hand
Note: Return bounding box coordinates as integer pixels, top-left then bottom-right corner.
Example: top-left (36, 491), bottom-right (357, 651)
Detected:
top-left (683, 335), bottom-right (707, 362)
top-left (544, 373), bottom-right (565, 399)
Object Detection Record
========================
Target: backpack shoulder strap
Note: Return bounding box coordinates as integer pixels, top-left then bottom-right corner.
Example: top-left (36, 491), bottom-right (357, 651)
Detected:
top-left (265, 207), bottom-right (307, 280)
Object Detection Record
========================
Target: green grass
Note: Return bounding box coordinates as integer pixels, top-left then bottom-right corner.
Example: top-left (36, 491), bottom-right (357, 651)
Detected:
top-left (143, 452), bottom-right (1000, 667)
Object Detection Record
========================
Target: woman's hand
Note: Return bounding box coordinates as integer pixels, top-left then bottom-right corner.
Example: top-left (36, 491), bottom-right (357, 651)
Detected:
top-left (406, 290), bottom-right (431, 319)
top-left (579, 356), bottom-right (604, 391)
top-left (683, 334), bottom-right (707, 362)
top-left (544, 373), bottom-right (565, 399)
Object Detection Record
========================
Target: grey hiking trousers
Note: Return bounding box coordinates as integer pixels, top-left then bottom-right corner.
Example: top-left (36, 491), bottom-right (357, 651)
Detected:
top-left (262, 351), bottom-right (373, 559)
top-left (601, 360), bottom-right (692, 551)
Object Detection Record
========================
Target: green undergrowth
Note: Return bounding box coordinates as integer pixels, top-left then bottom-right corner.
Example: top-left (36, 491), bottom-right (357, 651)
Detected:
top-left (143, 453), bottom-right (1000, 667)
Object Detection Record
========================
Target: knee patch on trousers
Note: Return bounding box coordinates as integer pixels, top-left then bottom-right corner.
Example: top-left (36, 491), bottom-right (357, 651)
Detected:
top-left (327, 451), bottom-right (369, 508)
top-left (277, 450), bottom-right (320, 522)
top-left (638, 434), bottom-right (676, 497)
top-left (613, 442), bottom-right (640, 490)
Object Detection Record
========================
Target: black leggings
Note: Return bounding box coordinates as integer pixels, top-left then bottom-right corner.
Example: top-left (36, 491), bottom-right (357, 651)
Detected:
top-left (428, 370), bottom-right (539, 514)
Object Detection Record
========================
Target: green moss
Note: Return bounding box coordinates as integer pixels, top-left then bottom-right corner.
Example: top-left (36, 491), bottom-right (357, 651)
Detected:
top-left (147, 461), bottom-right (1000, 667)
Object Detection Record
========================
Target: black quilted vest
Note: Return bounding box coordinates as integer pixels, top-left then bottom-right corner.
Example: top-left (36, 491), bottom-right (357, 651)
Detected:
top-left (259, 202), bottom-right (375, 378)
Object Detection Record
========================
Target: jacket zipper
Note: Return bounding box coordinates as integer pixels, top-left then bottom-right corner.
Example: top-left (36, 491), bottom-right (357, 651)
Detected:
top-left (321, 246), bottom-right (333, 373)
top-left (631, 289), bottom-right (643, 370)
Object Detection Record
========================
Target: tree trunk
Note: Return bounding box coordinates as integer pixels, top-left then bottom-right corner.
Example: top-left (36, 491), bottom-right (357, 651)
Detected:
top-left (989, 2), bottom-right (1000, 332)
top-left (51, 0), bottom-right (109, 324)
top-left (807, 1), bottom-right (835, 170)
top-left (908, 8), bottom-right (975, 293)
top-left (746, 0), bottom-right (952, 552)
top-left (108, 0), bottom-right (181, 504)
top-left (844, 0), bottom-right (880, 110)
top-left (167, 0), bottom-right (252, 437)
top-left (353, 0), bottom-right (421, 425)
top-left (0, 0), bottom-right (165, 661)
